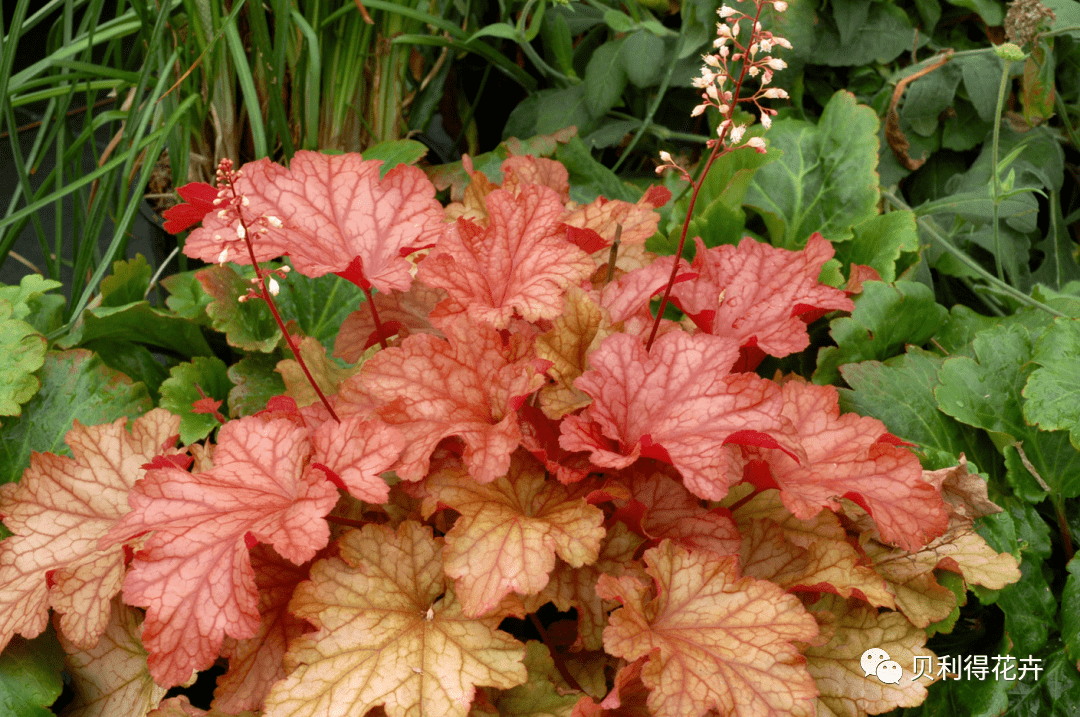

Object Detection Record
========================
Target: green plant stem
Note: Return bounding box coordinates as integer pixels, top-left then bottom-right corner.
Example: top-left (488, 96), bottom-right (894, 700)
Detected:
top-left (1054, 91), bottom-right (1080, 149)
top-left (611, 18), bottom-right (688, 173)
top-left (882, 189), bottom-right (1067, 318)
top-left (990, 57), bottom-right (1012, 283)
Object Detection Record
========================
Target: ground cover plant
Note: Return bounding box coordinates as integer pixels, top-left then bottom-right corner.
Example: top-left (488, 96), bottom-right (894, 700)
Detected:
top-left (2, 0), bottom-right (1080, 716)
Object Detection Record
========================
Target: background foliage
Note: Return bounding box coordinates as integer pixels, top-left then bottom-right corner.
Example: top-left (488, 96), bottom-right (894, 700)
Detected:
top-left (2, 0), bottom-right (1080, 714)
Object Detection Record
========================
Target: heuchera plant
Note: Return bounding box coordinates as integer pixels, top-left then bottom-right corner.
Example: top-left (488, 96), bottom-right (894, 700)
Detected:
top-left (0, 3), bottom-right (1022, 716)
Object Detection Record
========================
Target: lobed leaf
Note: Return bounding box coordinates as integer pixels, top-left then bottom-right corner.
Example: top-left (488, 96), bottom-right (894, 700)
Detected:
top-left (598, 541), bottom-right (819, 717)
top-left (263, 521), bottom-right (527, 717)
top-left (0, 409), bottom-right (180, 653)
top-left (422, 451), bottom-right (606, 617)
top-left (101, 417), bottom-right (339, 687)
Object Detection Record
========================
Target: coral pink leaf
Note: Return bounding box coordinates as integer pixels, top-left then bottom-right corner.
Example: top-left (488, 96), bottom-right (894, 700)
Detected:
top-left (739, 379), bottom-right (948, 552)
top-left (357, 315), bottom-right (548, 482)
top-left (163, 182), bottom-right (218, 234)
top-left (100, 417), bottom-right (339, 687)
top-left (213, 546), bottom-right (313, 713)
top-left (268, 152), bottom-right (444, 289)
top-left (422, 451), bottom-right (606, 617)
top-left (418, 184), bottom-right (595, 328)
top-left (0, 409), bottom-right (181, 653)
top-left (598, 541), bottom-right (819, 717)
top-left (559, 332), bottom-right (787, 500)
top-left (667, 234), bottom-right (854, 358)
top-left (310, 414), bottom-right (404, 503)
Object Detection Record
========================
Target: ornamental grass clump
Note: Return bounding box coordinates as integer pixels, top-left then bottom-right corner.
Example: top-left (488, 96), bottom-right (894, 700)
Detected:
top-left (0, 2), bottom-right (1021, 716)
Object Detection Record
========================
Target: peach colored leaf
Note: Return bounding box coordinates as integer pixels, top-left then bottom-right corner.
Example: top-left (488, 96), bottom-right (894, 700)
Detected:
top-left (212, 545), bottom-right (313, 713)
top-left (149, 695), bottom-right (258, 717)
top-left (418, 184), bottom-right (594, 328)
top-left (559, 331), bottom-right (788, 500)
top-left (560, 194), bottom-right (660, 247)
top-left (666, 234), bottom-right (853, 358)
top-left (861, 541), bottom-right (956, 628)
top-left (922, 457), bottom-right (1004, 523)
top-left (802, 594), bottom-right (936, 717)
top-left (333, 283), bottom-right (446, 362)
top-left (597, 541), bottom-right (819, 717)
top-left (738, 378), bottom-right (948, 552)
top-left (55, 597), bottom-right (167, 717)
top-left (182, 159), bottom-right (293, 266)
top-left (357, 314), bottom-right (549, 482)
top-left (263, 521), bottom-right (527, 717)
top-left (614, 470), bottom-right (741, 558)
top-left (535, 285), bottom-right (604, 420)
top-left (276, 336), bottom-right (362, 409)
top-left (310, 413), bottom-right (403, 503)
top-left (537, 520), bottom-right (647, 651)
top-left (239, 151), bottom-right (443, 290)
top-left (0, 409), bottom-right (180, 653)
top-left (731, 490), bottom-right (893, 607)
top-left (502, 156), bottom-right (571, 201)
top-left (101, 416), bottom-right (339, 687)
top-left (422, 451), bottom-right (605, 617)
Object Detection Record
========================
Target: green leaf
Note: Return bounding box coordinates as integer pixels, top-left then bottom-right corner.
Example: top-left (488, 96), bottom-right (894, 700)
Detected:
top-left (55, 299), bottom-right (215, 359)
top-left (996, 557), bottom-right (1057, 657)
top-left (1044, 0), bottom-right (1080, 39)
top-left (621, 30), bottom-right (666, 87)
top-left (934, 323), bottom-right (1033, 439)
top-left (0, 628), bottom-right (64, 717)
top-left (814, 280), bottom-right (948, 384)
top-left (361, 139), bottom-right (429, 177)
top-left (0, 299), bottom-right (47, 417)
top-left (584, 40), bottom-right (626, 118)
top-left (198, 265), bottom-right (281, 353)
top-left (900, 62), bottom-right (962, 136)
top-left (1003, 647), bottom-right (1080, 716)
top-left (556, 136), bottom-right (638, 204)
top-left (83, 338), bottom-right (175, 403)
top-left (0, 275), bottom-right (64, 320)
top-left (1022, 318), bottom-right (1080, 449)
top-left (945, 0), bottom-right (1004, 25)
top-left (958, 53), bottom-right (1006, 122)
top-left (602, 9), bottom-right (636, 32)
top-left (492, 641), bottom-right (580, 715)
top-left (466, 22), bottom-right (519, 42)
top-left (942, 100), bottom-right (992, 151)
top-left (159, 356), bottom-right (231, 444)
top-left (227, 352), bottom-right (286, 418)
top-left (274, 264), bottom-right (366, 355)
top-left (99, 254), bottom-right (152, 307)
top-left (0, 349), bottom-right (151, 484)
top-left (838, 348), bottom-right (998, 471)
top-left (160, 269), bottom-right (214, 324)
top-left (1003, 429), bottom-right (1080, 501)
top-left (1064, 554), bottom-right (1080, 662)
top-left (811, 2), bottom-right (916, 66)
top-left (837, 210), bottom-right (920, 282)
top-left (744, 91), bottom-right (880, 249)
top-left (506, 85), bottom-right (595, 139)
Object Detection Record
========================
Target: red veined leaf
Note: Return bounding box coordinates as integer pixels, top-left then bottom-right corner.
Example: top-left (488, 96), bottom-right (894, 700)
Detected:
top-left (664, 233), bottom-right (853, 358)
top-left (100, 417), bottom-right (339, 687)
top-left (559, 331), bottom-right (790, 501)
top-left (0, 409), bottom-right (181, 653)
top-left (419, 184), bottom-right (594, 329)
top-left (355, 314), bottom-right (549, 483)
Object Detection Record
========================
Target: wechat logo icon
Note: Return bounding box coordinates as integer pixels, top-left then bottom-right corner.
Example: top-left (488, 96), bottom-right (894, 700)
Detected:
top-left (861, 648), bottom-right (903, 684)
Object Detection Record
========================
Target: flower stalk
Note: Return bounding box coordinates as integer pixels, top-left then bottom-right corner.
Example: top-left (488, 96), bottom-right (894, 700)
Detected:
top-left (647, 0), bottom-right (790, 350)
top-left (214, 159), bottom-right (342, 423)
